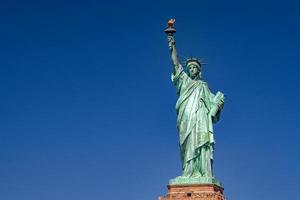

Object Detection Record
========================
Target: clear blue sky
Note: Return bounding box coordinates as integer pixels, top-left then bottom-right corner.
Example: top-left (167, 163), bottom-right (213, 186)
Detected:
top-left (1, 1), bottom-right (299, 200)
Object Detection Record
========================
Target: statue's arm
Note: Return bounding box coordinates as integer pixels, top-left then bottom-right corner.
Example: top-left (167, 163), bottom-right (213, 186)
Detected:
top-left (167, 35), bottom-right (182, 73)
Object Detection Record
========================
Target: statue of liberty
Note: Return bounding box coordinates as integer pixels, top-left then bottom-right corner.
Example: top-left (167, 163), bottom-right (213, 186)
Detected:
top-left (165, 19), bottom-right (225, 185)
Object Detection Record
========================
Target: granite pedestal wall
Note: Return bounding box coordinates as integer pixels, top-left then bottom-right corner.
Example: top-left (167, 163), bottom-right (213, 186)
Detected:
top-left (158, 184), bottom-right (226, 200)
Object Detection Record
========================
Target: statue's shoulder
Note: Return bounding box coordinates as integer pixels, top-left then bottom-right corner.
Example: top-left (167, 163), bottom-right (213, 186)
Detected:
top-left (199, 80), bottom-right (208, 86)
top-left (199, 80), bottom-right (211, 91)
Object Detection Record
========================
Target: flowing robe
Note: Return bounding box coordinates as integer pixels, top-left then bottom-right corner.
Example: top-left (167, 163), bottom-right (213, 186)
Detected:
top-left (172, 66), bottom-right (223, 177)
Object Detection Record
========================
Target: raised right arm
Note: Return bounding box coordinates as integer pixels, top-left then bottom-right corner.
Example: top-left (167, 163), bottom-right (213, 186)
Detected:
top-left (167, 35), bottom-right (182, 73)
top-left (165, 19), bottom-right (182, 73)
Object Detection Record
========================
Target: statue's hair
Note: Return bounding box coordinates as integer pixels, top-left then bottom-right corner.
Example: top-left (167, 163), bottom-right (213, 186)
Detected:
top-left (185, 58), bottom-right (202, 68)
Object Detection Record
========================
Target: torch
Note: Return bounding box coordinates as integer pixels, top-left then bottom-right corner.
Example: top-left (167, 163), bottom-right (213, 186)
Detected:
top-left (164, 19), bottom-right (176, 36)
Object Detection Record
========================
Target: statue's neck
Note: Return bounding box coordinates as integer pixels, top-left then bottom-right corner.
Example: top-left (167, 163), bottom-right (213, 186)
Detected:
top-left (191, 75), bottom-right (200, 80)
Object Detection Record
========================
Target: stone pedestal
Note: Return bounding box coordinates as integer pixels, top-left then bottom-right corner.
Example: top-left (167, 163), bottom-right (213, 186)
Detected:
top-left (158, 184), bottom-right (226, 200)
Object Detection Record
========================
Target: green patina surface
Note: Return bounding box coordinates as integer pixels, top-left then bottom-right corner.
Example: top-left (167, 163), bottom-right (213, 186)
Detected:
top-left (169, 176), bottom-right (222, 187)
top-left (165, 19), bottom-right (225, 185)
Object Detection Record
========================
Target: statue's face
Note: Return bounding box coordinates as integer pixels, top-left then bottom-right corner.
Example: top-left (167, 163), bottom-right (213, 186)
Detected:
top-left (188, 64), bottom-right (200, 79)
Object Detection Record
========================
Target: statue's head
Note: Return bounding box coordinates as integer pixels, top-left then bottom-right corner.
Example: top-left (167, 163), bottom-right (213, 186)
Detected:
top-left (186, 58), bottom-right (202, 80)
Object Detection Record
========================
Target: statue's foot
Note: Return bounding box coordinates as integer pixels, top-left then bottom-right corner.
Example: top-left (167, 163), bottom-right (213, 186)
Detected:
top-left (191, 171), bottom-right (202, 177)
